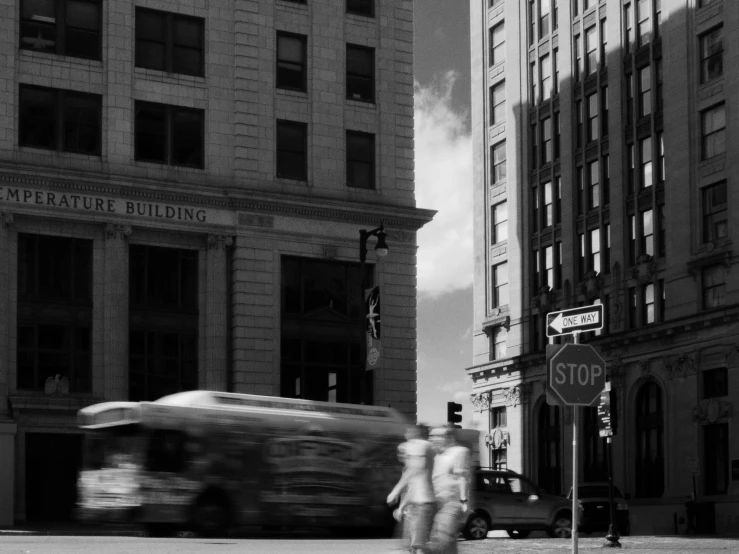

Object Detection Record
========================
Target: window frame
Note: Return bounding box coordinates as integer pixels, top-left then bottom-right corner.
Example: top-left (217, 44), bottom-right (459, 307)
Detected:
top-left (702, 265), bottom-right (725, 309)
top-left (702, 182), bottom-right (728, 243)
top-left (346, 130), bottom-right (376, 189)
top-left (492, 262), bottom-right (509, 308)
top-left (135, 7), bottom-right (205, 78)
top-left (346, 0), bottom-right (374, 17)
top-left (276, 119), bottom-right (308, 181)
top-left (346, 43), bottom-right (375, 103)
top-left (701, 104), bottom-right (726, 160)
top-left (699, 27), bottom-right (723, 84)
top-left (490, 22), bottom-right (505, 66)
top-left (20, 0), bottom-right (102, 61)
top-left (492, 141), bottom-right (506, 185)
top-left (491, 81), bottom-right (506, 126)
top-left (492, 201), bottom-right (508, 245)
top-left (134, 100), bottom-right (205, 169)
top-left (276, 31), bottom-right (308, 92)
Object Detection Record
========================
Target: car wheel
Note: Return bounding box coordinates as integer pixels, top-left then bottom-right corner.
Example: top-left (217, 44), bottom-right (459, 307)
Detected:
top-left (506, 529), bottom-right (531, 539)
top-left (463, 514), bottom-right (490, 540)
top-left (547, 511), bottom-right (573, 538)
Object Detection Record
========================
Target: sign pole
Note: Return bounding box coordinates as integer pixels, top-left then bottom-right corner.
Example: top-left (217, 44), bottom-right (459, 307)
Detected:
top-left (605, 435), bottom-right (621, 547)
top-left (572, 332), bottom-right (579, 554)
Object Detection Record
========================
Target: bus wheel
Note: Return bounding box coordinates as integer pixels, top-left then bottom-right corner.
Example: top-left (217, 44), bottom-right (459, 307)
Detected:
top-left (193, 493), bottom-right (231, 537)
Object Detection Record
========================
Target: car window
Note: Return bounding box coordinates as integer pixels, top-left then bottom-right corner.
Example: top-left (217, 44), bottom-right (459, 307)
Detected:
top-left (507, 476), bottom-right (538, 495)
top-left (477, 474), bottom-right (512, 494)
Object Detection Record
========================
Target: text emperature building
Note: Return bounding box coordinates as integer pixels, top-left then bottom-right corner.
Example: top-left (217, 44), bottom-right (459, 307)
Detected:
top-left (469, 0), bottom-right (738, 534)
top-left (0, 0), bottom-right (432, 525)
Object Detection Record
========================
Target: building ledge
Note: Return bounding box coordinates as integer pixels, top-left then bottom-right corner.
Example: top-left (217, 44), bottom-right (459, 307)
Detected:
top-left (9, 394), bottom-right (101, 413)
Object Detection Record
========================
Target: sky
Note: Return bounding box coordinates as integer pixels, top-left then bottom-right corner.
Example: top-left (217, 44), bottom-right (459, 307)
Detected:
top-left (412, 2), bottom-right (476, 427)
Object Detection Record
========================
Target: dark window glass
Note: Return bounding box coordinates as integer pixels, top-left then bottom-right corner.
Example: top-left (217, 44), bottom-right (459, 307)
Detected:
top-left (346, 0), bottom-right (374, 17)
top-left (490, 23), bottom-right (505, 66)
top-left (702, 265), bottom-right (725, 309)
top-left (347, 44), bottom-right (375, 102)
top-left (634, 382), bottom-right (664, 498)
top-left (134, 101), bottom-right (204, 168)
top-left (20, 0), bottom-right (101, 60)
top-left (583, 407), bottom-right (607, 482)
top-left (700, 27), bottom-right (723, 84)
top-left (276, 120), bottom-right (307, 180)
top-left (346, 131), bottom-right (375, 189)
top-left (492, 141), bottom-right (506, 184)
top-left (19, 85), bottom-right (101, 155)
top-left (493, 262), bottom-right (508, 307)
top-left (702, 104), bottom-right (726, 160)
top-left (538, 404), bottom-right (561, 495)
top-left (703, 182), bottom-right (728, 243)
top-left (135, 8), bottom-right (204, 77)
top-left (704, 423), bottom-right (729, 495)
top-left (277, 32), bottom-right (307, 91)
top-left (703, 368), bottom-right (728, 399)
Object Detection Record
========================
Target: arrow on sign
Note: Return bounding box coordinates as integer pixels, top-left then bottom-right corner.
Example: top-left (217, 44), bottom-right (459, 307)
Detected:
top-left (549, 311), bottom-right (601, 333)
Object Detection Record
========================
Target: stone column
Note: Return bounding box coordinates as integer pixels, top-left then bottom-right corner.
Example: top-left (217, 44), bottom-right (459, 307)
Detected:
top-left (202, 235), bottom-right (232, 391)
top-left (102, 224), bottom-right (130, 401)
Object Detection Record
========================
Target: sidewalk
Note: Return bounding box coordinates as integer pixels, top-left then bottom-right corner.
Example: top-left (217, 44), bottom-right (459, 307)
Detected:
top-left (0, 522), bottom-right (145, 537)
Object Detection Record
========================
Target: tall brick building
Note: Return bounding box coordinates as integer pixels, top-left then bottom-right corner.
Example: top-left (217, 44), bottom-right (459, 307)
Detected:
top-left (469, 0), bottom-right (738, 534)
top-left (0, 0), bottom-right (431, 524)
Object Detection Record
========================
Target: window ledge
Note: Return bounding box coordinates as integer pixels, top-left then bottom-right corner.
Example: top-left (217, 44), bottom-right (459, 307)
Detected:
top-left (17, 146), bottom-right (102, 161)
top-left (19, 48), bottom-right (103, 69)
top-left (346, 98), bottom-right (376, 108)
top-left (276, 88), bottom-right (308, 100)
top-left (134, 67), bottom-right (206, 87)
top-left (687, 249), bottom-right (732, 278)
top-left (698, 152), bottom-right (727, 168)
top-left (10, 394), bottom-right (99, 412)
top-left (482, 311), bottom-right (509, 332)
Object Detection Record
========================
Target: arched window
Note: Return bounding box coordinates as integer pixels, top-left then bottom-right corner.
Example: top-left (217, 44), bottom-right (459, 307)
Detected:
top-left (538, 403), bottom-right (562, 495)
top-left (583, 407), bottom-right (607, 482)
top-left (634, 381), bottom-right (664, 497)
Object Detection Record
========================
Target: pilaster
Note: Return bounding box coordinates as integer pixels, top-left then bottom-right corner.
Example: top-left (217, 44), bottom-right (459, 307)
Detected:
top-left (102, 224), bottom-right (130, 401)
top-left (202, 235), bottom-right (233, 391)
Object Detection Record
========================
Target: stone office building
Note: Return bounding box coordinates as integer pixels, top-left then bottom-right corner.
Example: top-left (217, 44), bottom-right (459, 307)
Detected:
top-left (469, 0), bottom-right (738, 535)
top-left (0, 0), bottom-right (431, 525)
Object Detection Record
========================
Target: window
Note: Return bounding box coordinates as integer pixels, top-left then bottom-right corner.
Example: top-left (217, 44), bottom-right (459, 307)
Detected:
top-left (587, 93), bottom-right (598, 142)
top-left (703, 368), bottom-right (728, 399)
top-left (638, 66), bottom-right (651, 117)
top-left (635, 382), bottom-right (664, 498)
top-left (700, 27), bottom-right (723, 84)
top-left (492, 141), bottom-right (506, 184)
top-left (555, 240), bottom-right (562, 287)
top-left (493, 262), bottom-right (509, 307)
top-left (538, 404), bottom-right (562, 495)
top-left (532, 186), bottom-right (540, 232)
top-left (575, 100), bottom-right (583, 148)
top-left (625, 3), bottom-right (634, 52)
top-left (529, 1), bottom-right (536, 45)
top-left (626, 73), bottom-right (634, 122)
top-left (658, 279), bottom-right (665, 320)
top-left (276, 32), bottom-right (307, 91)
top-left (491, 81), bottom-right (506, 125)
top-left (656, 133), bottom-right (664, 183)
top-left (540, 0), bottom-right (551, 39)
top-left (347, 44), bottom-right (375, 102)
top-left (574, 33), bottom-right (582, 81)
top-left (492, 405), bottom-right (507, 428)
top-left (600, 18), bottom-right (607, 68)
top-left (604, 224), bottom-right (611, 273)
top-left (134, 101), bottom-right (204, 168)
top-left (642, 209), bottom-right (654, 257)
top-left (629, 214), bottom-right (637, 265)
top-left (640, 137), bottom-right (653, 189)
top-left (588, 160), bottom-right (599, 209)
top-left (540, 54), bottom-right (552, 102)
top-left (490, 23), bottom-right (505, 66)
top-left (490, 326), bottom-right (507, 361)
top-left (554, 113), bottom-right (560, 159)
top-left (589, 228), bottom-right (601, 274)
top-left (555, 176), bottom-right (561, 224)
top-left (490, 0), bottom-right (504, 6)
top-left (578, 232), bottom-right (585, 279)
top-left (585, 26), bottom-right (597, 76)
top-left (544, 245), bottom-right (554, 288)
top-left (553, 48), bottom-right (560, 94)
top-left (703, 182), bottom-right (728, 243)
top-left (346, 131), bottom-right (375, 189)
top-left (20, 0), bottom-right (101, 60)
top-left (627, 144), bottom-right (635, 194)
top-left (530, 62), bottom-right (538, 105)
top-left (637, 0), bottom-right (651, 46)
top-left (602, 154), bottom-right (610, 204)
top-left (543, 181), bottom-right (553, 227)
top-left (655, 0), bottom-right (662, 37)
top-left (657, 205), bottom-right (665, 257)
top-left (276, 120), bottom-right (307, 180)
top-left (346, 0), bottom-right (374, 17)
top-left (576, 166), bottom-right (584, 215)
top-left (656, 59), bottom-right (663, 111)
top-left (643, 283), bottom-right (655, 324)
top-left (583, 407), bottom-right (607, 482)
top-left (702, 104), bottom-right (726, 159)
top-left (542, 117), bottom-right (552, 164)
top-left (628, 287), bottom-right (638, 328)
top-left (492, 202), bottom-right (508, 244)
top-left (135, 8), bottom-right (204, 77)
top-left (602, 86), bottom-right (609, 136)
top-left (704, 423), bottom-right (729, 496)
top-left (17, 234), bottom-right (92, 393)
top-left (702, 265), bottom-right (725, 309)
top-left (19, 85), bottom-right (101, 155)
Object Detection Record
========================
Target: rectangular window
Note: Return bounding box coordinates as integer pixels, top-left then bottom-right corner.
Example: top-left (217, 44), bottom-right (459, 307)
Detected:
top-left (493, 262), bottom-right (509, 307)
top-left (626, 73), bottom-right (634, 122)
top-left (532, 186), bottom-right (540, 232)
top-left (346, 130), bottom-right (375, 189)
top-left (533, 249), bottom-right (541, 293)
top-left (574, 33), bottom-right (583, 82)
top-left (543, 181), bottom-right (553, 227)
top-left (136, 8), bottom-right (204, 77)
top-left (492, 141), bottom-right (506, 184)
top-left (576, 166), bottom-right (584, 215)
top-left (629, 287), bottom-right (638, 328)
top-left (492, 406), bottom-right (507, 428)
top-left (587, 93), bottom-right (599, 142)
top-left (491, 326), bottom-right (507, 361)
top-left (640, 137), bottom-right (653, 189)
top-left (629, 214), bottom-right (637, 265)
top-left (589, 228), bottom-right (601, 274)
top-left (702, 265), bottom-right (725, 309)
top-left (491, 81), bottom-right (506, 125)
top-left (585, 26), bottom-right (597, 76)
top-left (700, 27), bottom-right (724, 83)
top-left (637, 0), bottom-right (651, 46)
top-left (541, 54), bottom-right (552, 101)
top-left (625, 4), bottom-right (634, 52)
top-left (277, 32), bottom-right (307, 91)
top-left (276, 120), bottom-right (307, 181)
top-left (578, 232), bottom-right (586, 280)
top-left (19, 84), bottom-right (101, 155)
top-left (602, 155), bottom-right (610, 204)
top-left (529, 1), bottom-right (536, 45)
top-left (704, 423), bottom-right (729, 495)
top-left (588, 160), bottom-right (600, 209)
top-left (346, 0), bottom-right (374, 17)
top-left (657, 133), bottom-right (664, 183)
top-left (604, 224), bottom-right (611, 274)
top-left (134, 101), bottom-right (204, 168)
top-left (554, 112), bottom-right (561, 159)
top-left (657, 205), bottom-right (666, 257)
top-left (655, 0), bottom-right (662, 37)
top-left (20, 0), bottom-right (102, 60)
top-left (658, 278), bottom-right (665, 320)
top-left (545, 245), bottom-right (554, 288)
top-left (602, 86), bottom-right (609, 136)
top-left (576, 99), bottom-right (583, 148)
top-left (643, 283), bottom-right (655, 324)
top-left (642, 209), bottom-right (654, 257)
top-left (530, 61), bottom-right (538, 104)
top-left (600, 18), bottom-right (608, 68)
top-left (638, 66), bottom-right (651, 117)
top-left (703, 182), bottom-right (728, 243)
top-left (347, 44), bottom-right (375, 102)
top-left (555, 176), bottom-right (561, 224)
top-left (493, 202), bottom-right (508, 244)
top-left (627, 144), bottom-right (635, 194)
top-left (540, 0), bottom-right (551, 39)
top-left (702, 104), bottom-right (726, 159)
top-left (554, 48), bottom-right (560, 94)
top-left (703, 368), bottom-right (728, 399)
top-left (542, 117), bottom-right (552, 164)
top-left (490, 23), bottom-right (505, 66)
top-left (555, 241), bottom-right (562, 288)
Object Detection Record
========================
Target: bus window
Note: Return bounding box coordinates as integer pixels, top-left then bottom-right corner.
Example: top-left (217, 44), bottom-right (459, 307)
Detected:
top-left (146, 430), bottom-right (188, 473)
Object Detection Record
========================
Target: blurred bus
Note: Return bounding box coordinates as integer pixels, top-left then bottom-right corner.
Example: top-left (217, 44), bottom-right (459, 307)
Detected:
top-left (76, 390), bottom-right (408, 536)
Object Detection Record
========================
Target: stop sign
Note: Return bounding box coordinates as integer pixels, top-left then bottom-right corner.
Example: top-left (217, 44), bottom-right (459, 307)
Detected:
top-left (548, 344), bottom-right (606, 406)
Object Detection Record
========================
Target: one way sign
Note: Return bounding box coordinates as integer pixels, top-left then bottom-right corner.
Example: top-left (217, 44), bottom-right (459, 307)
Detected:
top-left (546, 304), bottom-right (604, 337)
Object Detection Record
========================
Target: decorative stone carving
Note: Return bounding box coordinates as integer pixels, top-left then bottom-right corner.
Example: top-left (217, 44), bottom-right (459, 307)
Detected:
top-left (580, 271), bottom-right (603, 300)
top-left (44, 374), bottom-right (69, 396)
top-left (104, 223), bottom-right (132, 241)
top-left (632, 254), bottom-right (657, 284)
top-left (470, 392), bottom-right (491, 413)
top-left (485, 427), bottom-right (511, 450)
top-left (238, 213), bottom-right (274, 228)
top-left (692, 398), bottom-right (733, 424)
top-left (207, 234), bottom-right (234, 250)
top-left (322, 245), bottom-right (338, 259)
top-left (607, 353), bottom-right (625, 381)
top-left (386, 230), bottom-right (415, 244)
top-left (536, 286), bottom-right (554, 311)
top-left (1, 212), bottom-right (14, 229)
top-left (638, 358), bottom-right (651, 376)
top-left (663, 352), bottom-right (698, 380)
top-left (505, 386), bottom-right (521, 407)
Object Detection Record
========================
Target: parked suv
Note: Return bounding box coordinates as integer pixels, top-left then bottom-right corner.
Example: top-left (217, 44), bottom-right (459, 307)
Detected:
top-left (464, 469), bottom-right (576, 540)
top-left (568, 483), bottom-right (630, 536)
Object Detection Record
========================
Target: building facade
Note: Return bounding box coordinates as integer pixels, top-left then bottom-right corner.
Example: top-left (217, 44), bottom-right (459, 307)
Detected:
top-left (0, 0), bottom-right (431, 525)
top-left (469, 0), bottom-right (738, 535)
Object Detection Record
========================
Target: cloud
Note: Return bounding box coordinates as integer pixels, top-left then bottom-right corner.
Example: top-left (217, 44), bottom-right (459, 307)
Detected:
top-left (414, 71), bottom-right (473, 297)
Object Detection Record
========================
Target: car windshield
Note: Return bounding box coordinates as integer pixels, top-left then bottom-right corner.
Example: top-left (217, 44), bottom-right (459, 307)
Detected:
top-left (574, 485), bottom-right (623, 499)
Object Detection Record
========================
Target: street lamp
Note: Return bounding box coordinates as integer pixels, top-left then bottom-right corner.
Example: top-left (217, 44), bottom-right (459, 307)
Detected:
top-left (358, 223), bottom-right (388, 404)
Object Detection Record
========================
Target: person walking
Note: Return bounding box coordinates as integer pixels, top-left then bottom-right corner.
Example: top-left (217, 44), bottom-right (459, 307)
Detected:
top-left (388, 424), bottom-right (436, 553)
top-left (425, 426), bottom-right (471, 554)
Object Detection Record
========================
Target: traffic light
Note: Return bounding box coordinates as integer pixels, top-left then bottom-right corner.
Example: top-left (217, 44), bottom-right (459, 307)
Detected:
top-left (447, 401), bottom-right (462, 428)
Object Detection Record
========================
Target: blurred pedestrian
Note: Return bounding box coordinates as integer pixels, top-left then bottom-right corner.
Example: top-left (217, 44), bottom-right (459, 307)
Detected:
top-left (388, 424), bottom-right (436, 553)
top-left (425, 426), bottom-right (470, 554)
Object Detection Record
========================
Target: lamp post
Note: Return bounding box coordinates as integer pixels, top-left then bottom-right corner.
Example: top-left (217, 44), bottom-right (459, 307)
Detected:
top-left (358, 223), bottom-right (388, 404)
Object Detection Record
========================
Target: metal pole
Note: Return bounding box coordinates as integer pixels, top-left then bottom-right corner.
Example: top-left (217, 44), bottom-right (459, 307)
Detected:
top-left (604, 436), bottom-right (621, 546)
top-left (572, 332), bottom-right (579, 554)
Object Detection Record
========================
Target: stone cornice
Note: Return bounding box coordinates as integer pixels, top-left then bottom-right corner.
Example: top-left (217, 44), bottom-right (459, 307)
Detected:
top-left (0, 168), bottom-right (436, 230)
